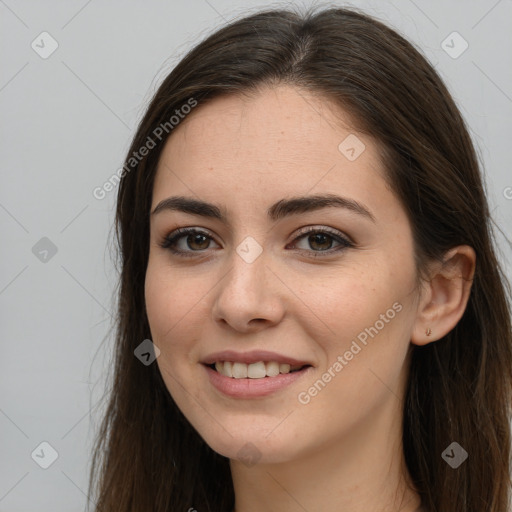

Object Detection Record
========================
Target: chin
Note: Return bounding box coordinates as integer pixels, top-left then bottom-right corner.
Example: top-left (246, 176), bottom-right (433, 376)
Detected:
top-left (196, 424), bottom-right (305, 465)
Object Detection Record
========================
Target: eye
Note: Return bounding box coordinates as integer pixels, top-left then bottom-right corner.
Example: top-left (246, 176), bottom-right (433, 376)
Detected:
top-left (287, 226), bottom-right (354, 257)
top-left (159, 226), bottom-right (354, 258)
top-left (159, 227), bottom-right (218, 257)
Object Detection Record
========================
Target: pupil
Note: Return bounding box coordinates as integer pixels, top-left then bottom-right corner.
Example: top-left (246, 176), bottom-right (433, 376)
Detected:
top-left (189, 234), bottom-right (208, 250)
top-left (310, 233), bottom-right (331, 250)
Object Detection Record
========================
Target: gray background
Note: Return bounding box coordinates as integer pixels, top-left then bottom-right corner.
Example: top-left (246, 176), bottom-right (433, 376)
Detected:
top-left (1, 0), bottom-right (511, 510)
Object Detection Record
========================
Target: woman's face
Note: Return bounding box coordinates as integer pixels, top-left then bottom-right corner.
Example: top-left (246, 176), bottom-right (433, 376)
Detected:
top-left (145, 85), bottom-right (423, 464)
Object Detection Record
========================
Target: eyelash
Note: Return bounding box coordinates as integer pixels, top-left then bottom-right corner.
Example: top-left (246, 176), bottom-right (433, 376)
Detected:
top-left (158, 226), bottom-right (354, 259)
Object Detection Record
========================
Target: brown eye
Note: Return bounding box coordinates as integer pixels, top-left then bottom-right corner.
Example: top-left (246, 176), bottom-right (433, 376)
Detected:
top-left (289, 227), bottom-right (353, 257)
top-left (307, 232), bottom-right (335, 251)
top-left (186, 233), bottom-right (211, 251)
top-left (160, 226), bottom-right (353, 259)
top-left (160, 228), bottom-right (218, 257)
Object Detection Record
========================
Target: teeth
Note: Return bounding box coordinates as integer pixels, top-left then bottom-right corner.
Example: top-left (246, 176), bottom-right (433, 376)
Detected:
top-left (279, 363), bottom-right (291, 374)
top-left (232, 362), bottom-right (248, 378)
top-left (266, 361), bottom-right (280, 377)
top-left (215, 361), bottom-right (224, 375)
top-left (247, 361), bottom-right (266, 378)
top-left (213, 361), bottom-right (304, 379)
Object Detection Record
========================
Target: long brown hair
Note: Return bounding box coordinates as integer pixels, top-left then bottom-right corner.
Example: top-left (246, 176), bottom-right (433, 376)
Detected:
top-left (87, 6), bottom-right (512, 511)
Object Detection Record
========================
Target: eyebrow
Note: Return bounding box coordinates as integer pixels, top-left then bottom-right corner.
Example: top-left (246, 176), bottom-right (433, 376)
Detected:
top-left (151, 193), bottom-right (376, 223)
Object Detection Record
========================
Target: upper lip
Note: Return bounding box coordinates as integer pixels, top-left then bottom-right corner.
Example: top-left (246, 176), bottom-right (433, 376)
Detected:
top-left (201, 350), bottom-right (313, 367)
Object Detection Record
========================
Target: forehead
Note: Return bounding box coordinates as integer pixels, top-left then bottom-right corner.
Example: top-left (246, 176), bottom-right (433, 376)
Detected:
top-left (161, 86), bottom-right (365, 163)
top-left (152, 85), bottom-right (395, 218)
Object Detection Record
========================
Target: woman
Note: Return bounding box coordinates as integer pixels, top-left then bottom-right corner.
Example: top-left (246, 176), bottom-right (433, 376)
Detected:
top-left (88, 6), bottom-right (512, 512)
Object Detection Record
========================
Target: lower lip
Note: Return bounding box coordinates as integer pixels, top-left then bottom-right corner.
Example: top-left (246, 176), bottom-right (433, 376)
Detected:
top-left (203, 364), bottom-right (313, 398)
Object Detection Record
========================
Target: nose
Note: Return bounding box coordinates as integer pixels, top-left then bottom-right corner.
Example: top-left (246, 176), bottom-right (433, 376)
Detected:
top-left (211, 246), bottom-right (286, 334)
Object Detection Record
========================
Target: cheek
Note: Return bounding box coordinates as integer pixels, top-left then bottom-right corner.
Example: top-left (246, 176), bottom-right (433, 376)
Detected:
top-left (145, 266), bottom-right (170, 339)
top-left (313, 266), bottom-right (389, 328)
top-left (304, 297), bottom-right (411, 429)
top-left (144, 264), bottom-right (196, 397)
top-left (144, 261), bottom-right (193, 350)
top-left (144, 259), bottom-right (216, 376)
top-left (317, 263), bottom-right (414, 366)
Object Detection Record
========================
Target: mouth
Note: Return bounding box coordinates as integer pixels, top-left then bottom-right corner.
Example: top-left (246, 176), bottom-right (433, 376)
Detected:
top-left (203, 360), bottom-right (314, 398)
top-left (205, 361), bottom-right (313, 379)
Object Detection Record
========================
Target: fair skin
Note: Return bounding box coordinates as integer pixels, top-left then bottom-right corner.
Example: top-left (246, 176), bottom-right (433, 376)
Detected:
top-left (144, 85), bottom-right (475, 512)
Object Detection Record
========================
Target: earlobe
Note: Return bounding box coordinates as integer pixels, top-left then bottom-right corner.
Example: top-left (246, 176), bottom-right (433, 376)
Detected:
top-left (411, 245), bottom-right (476, 346)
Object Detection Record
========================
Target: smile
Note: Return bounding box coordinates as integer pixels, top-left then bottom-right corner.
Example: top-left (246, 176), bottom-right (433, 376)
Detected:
top-left (203, 362), bottom-right (313, 398)
top-left (210, 361), bottom-right (308, 379)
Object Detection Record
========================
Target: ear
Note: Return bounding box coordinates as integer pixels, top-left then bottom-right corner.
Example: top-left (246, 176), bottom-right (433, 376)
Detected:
top-left (411, 245), bottom-right (476, 346)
